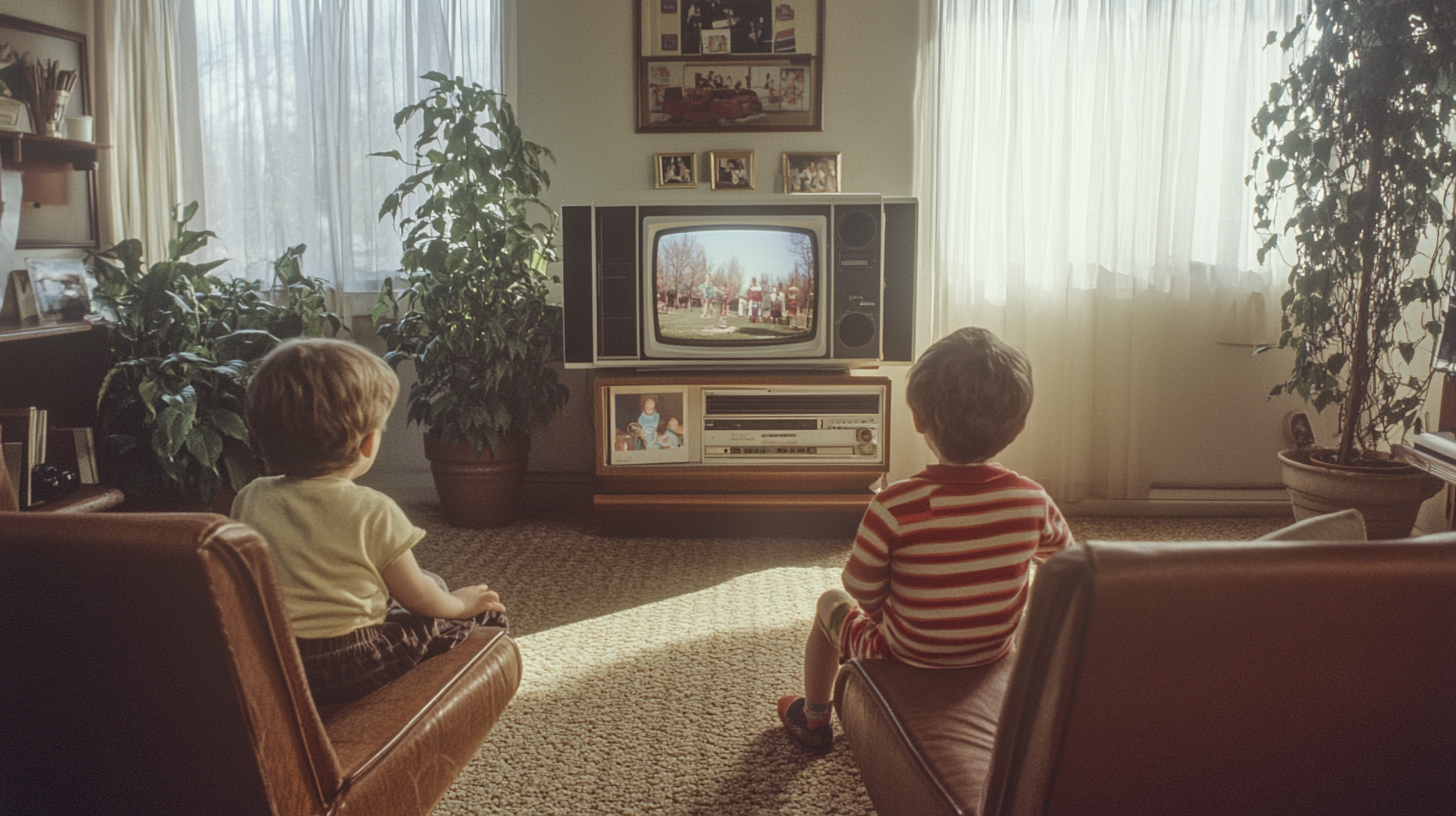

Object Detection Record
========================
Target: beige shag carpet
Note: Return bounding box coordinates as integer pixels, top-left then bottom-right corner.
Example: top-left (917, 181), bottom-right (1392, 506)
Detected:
top-left (404, 505), bottom-right (1290, 816)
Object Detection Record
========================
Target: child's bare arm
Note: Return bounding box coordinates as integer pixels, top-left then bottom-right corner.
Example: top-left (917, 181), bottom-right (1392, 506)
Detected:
top-left (382, 551), bottom-right (506, 619)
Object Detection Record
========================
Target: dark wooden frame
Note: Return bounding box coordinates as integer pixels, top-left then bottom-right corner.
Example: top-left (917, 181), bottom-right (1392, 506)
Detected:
top-left (0, 14), bottom-right (98, 249)
top-left (635, 0), bottom-right (825, 133)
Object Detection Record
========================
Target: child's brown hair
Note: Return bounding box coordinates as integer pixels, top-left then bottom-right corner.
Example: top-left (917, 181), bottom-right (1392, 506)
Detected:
top-left (246, 338), bottom-right (398, 477)
top-left (906, 327), bottom-right (1033, 465)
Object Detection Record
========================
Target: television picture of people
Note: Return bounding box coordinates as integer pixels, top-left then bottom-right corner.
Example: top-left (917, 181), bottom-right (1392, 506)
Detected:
top-left (651, 227), bottom-right (816, 344)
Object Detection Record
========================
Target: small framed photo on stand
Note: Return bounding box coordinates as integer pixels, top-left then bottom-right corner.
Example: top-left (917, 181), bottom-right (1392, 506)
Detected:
top-left (0, 269), bottom-right (40, 325)
top-left (709, 150), bottom-right (755, 191)
top-left (654, 152), bottom-right (697, 188)
top-left (609, 387), bottom-right (690, 465)
top-left (25, 257), bottom-right (96, 323)
top-left (783, 151), bottom-right (840, 193)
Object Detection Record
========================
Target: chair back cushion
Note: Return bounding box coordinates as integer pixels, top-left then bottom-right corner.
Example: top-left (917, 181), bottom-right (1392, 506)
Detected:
top-left (0, 512), bottom-right (339, 815)
top-left (987, 537), bottom-right (1456, 816)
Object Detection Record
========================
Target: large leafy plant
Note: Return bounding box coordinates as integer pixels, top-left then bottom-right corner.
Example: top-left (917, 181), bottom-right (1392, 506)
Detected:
top-left (91, 203), bottom-right (342, 501)
top-left (373, 73), bottom-right (568, 455)
top-left (1252, 0), bottom-right (1456, 466)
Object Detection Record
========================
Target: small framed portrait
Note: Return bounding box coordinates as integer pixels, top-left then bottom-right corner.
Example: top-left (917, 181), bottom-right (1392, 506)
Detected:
top-left (783, 151), bottom-right (840, 193)
top-left (702, 29), bottom-right (732, 55)
top-left (709, 150), bottom-right (755, 191)
top-left (660, 33), bottom-right (678, 51)
top-left (24, 257), bottom-right (96, 323)
top-left (609, 387), bottom-right (689, 465)
top-left (660, 0), bottom-right (677, 12)
top-left (655, 152), bottom-right (697, 189)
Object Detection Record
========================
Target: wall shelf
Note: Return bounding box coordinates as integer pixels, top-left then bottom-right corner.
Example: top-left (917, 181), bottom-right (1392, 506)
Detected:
top-left (0, 130), bottom-right (109, 171)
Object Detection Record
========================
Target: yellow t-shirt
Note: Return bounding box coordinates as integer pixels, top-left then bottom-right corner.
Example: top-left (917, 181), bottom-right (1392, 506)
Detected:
top-left (231, 476), bottom-right (426, 639)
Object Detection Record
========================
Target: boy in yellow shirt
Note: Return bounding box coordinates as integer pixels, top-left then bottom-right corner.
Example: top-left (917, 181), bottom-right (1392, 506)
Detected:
top-left (232, 338), bottom-right (506, 704)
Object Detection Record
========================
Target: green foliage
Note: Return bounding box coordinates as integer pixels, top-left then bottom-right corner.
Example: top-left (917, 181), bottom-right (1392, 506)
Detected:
top-left (90, 203), bottom-right (343, 501)
top-left (1252, 0), bottom-right (1456, 465)
top-left (373, 73), bottom-right (568, 455)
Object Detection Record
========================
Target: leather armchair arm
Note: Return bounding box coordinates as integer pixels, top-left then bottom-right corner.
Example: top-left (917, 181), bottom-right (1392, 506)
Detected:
top-left (324, 627), bottom-right (522, 812)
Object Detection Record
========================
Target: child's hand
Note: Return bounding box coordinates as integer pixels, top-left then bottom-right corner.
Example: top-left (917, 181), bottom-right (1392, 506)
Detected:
top-left (451, 584), bottom-right (506, 618)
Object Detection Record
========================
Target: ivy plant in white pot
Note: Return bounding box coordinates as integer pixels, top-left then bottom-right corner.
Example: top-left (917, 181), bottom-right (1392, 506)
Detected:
top-left (373, 73), bottom-right (569, 529)
top-left (1252, 0), bottom-right (1456, 537)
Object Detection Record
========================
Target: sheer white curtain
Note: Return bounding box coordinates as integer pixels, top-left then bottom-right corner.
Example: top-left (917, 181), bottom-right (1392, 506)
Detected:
top-left (95, 0), bottom-right (187, 256)
top-left (916, 0), bottom-right (1301, 503)
top-left (176, 0), bottom-right (503, 318)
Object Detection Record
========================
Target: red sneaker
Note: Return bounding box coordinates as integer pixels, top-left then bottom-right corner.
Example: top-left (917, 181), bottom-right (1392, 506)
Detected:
top-left (777, 695), bottom-right (834, 751)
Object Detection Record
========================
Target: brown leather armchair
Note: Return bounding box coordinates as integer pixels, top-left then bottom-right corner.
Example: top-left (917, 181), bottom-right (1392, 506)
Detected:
top-left (835, 537), bottom-right (1456, 816)
top-left (0, 512), bottom-right (522, 816)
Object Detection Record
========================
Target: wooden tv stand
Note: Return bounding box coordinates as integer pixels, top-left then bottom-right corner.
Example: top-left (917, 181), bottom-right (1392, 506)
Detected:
top-left (592, 371), bottom-right (890, 536)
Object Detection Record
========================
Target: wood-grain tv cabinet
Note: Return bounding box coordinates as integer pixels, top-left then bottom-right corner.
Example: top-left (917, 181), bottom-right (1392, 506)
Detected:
top-left (593, 371), bottom-right (889, 536)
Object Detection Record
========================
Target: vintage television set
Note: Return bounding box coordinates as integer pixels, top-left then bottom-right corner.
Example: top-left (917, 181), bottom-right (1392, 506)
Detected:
top-left (560, 196), bottom-right (916, 369)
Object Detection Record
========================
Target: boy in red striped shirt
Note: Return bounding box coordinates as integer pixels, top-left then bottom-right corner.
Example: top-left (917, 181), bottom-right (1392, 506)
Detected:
top-left (778, 327), bottom-right (1074, 750)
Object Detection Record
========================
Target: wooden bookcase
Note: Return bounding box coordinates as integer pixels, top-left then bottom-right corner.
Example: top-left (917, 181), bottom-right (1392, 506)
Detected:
top-left (592, 370), bottom-right (889, 536)
top-left (0, 320), bottom-right (122, 511)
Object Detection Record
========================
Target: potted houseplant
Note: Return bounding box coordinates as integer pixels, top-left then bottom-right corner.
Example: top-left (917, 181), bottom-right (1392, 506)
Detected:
top-left (1252, 0), bottom-right (1456, 537)
top-left (373, 73), bottom-right (569, 529)
top-left (91, 202), bottom-right (342, 508)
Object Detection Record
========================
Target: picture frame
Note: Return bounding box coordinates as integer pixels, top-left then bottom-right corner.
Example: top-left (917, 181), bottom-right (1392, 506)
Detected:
top-left (0, 15), bottom-right (98, 249)
top-left (709, 150), bottom-right (755, 191)
top-left (0, 269), bottom-right (39, 324)
top-left (635, 0), bottom-right (825, 133)
top-left (782, 151), bottom-right (840, 193)
top-left (654, 152), bottom-right (698, 189)
top-left (25, 257), bottom-right (95, 323)
top-left (608, 387), bottom-right (690, 465)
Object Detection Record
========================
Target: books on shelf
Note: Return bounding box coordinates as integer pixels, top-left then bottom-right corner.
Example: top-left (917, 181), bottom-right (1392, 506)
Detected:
top-left (0, 406), bottom-right (45, 508)
top-left (0, 410), bottom-right (100, 508)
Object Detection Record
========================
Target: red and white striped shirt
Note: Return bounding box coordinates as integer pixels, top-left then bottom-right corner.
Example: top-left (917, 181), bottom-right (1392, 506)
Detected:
top-left (842, 463), bottom-right (1073, 668)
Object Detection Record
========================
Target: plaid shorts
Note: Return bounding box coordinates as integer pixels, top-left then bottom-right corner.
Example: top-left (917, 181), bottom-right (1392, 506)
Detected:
top-left (296, 605), bottom-right (508, 705)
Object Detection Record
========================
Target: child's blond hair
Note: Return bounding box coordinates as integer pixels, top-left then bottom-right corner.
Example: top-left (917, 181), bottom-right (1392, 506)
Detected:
top-left (906, 327), bottom-right (1033, 464)
top-left (247, 338), bottom-right (398, 476)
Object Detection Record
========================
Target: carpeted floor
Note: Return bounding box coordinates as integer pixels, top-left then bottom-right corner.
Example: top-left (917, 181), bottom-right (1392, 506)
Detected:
top-left (407, 505), bottom-right (1291, 815)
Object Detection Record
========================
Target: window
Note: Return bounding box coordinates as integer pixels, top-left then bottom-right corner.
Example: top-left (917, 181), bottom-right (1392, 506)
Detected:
top-left (180, 0), bottom-right (503, 299)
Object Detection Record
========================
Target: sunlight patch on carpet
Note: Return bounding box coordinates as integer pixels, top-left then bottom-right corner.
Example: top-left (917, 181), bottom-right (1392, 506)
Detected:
top-left (432, 566), bottom-right (876, 816)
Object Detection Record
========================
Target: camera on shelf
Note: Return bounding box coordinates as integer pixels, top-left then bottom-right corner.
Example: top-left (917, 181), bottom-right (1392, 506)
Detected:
top-left (31, 463), bottom-right (78, 503)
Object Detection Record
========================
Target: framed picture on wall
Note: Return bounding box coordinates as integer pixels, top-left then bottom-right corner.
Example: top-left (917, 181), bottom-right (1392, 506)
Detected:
top-left (0, 15), bottom-right (98, 249)
top-left (709, 150), bottom-right (754, 191)
top-left (654, 152), bottom-right (697, 189)
top-left (635, 0), bottom-right (825, 133)
top-left (782, 151), bottom-right (840, 193)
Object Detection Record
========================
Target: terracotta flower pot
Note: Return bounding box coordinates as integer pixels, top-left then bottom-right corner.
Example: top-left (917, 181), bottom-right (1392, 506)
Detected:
top-left (423, 432), bottom-right (530, 529)
top-left (1277, 448), bottom-right (1443, 539)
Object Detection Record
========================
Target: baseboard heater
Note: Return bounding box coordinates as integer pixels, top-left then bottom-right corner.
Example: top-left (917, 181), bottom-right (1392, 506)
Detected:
top-left (1062, 486), bottom-right (1291, 518)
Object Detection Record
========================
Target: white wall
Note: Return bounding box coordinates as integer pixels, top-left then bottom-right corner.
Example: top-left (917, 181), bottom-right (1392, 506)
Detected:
top-left (366, 0), bottom-right (926, 501)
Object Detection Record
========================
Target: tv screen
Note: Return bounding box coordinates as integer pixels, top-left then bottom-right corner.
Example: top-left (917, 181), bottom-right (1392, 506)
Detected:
top-left (650, 225), bottom-right (819, 348)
